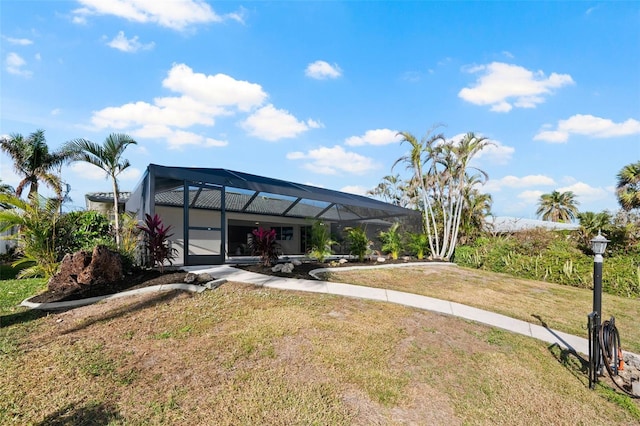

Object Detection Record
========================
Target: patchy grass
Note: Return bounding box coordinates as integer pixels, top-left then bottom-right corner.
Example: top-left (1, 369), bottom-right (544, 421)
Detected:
top-left (323, 265), bottom-right (640, 354)
top-left (1, 281), bottom-right (639, 425)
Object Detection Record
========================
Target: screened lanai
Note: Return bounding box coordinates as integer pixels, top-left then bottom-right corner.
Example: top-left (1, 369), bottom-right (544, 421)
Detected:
top-left (126, 164), bottom-right (421, 265)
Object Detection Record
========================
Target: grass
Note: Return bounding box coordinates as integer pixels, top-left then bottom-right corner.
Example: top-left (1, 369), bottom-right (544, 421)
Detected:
top-left (322, 264), bottom-right (640, 354)
top-left (1, 266), bottom-right (639, 424)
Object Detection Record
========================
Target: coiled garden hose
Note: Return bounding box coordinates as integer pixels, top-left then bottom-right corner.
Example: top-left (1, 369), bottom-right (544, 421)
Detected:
top-left (599, 316), bottom-right (640, 399)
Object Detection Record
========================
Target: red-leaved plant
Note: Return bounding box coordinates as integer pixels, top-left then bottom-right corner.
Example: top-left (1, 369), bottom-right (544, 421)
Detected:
top-left (249, 227), bottom-right (279, 267)
top-left (137, 213), bottom-right (177, 272)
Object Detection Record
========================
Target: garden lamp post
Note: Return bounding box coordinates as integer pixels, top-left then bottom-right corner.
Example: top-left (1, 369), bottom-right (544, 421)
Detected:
top-left (591, 230), bottom-right (609, 319)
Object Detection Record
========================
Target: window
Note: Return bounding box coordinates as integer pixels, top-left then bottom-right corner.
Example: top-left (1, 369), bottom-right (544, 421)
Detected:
top-left (274, 226), bottom-right (294, 241)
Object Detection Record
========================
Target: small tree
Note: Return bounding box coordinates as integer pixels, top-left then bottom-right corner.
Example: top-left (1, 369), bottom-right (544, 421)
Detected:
top-left (249, 227), bottom-right (279, 267)
top-left (344, 225), bottom-right (370, 263)
top-left (137, 214), bottom-right (177, 272)
top-left (379, 222), bottom-right (402, 260)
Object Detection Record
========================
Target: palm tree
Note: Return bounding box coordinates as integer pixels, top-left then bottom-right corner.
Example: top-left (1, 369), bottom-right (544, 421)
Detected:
top-left (393, 129), bottom-right (492, 260)
top-left (63, 133), bottom-right (137, 247)
top-left (536, 190), bottom-right (579, 222)
top-left (0, 129), bottom-right (74, 199)
top-left (367, 174), bottom-right (406, 207)
top-left (616, 161), bottom-right (640, 211)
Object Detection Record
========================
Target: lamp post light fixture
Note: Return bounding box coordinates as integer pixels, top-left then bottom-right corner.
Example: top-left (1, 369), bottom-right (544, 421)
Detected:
top-left (591, 230), bottom-right (609, 319)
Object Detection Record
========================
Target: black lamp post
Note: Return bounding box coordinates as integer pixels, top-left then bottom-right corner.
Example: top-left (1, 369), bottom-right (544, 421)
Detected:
top-left (591, 231), bottom-right (609, 319)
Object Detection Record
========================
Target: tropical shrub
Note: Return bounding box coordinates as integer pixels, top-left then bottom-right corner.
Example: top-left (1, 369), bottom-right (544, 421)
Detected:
top-left (0, 194), bottom-right (60, 279)
top-left (344, 226), bottom-right (370, 262)
top-left (56, 210), bottom-right (113, 254)
top-left (137, 213), bottom-right (177, 272)
top-left (249, 227), bottom-right (279, 267)
top-left (308, 220), bottom-right (335, 263)
top-left (455, 231), bottom-right (640, 298)
top-left (405, 231), bottom-right (429, 260)
top-left (379, 222), bottom-right (402, 260)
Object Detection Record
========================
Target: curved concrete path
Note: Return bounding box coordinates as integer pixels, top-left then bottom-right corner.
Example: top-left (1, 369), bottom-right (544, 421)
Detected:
top-left (188, 264), bottom-right (593, 356)
top-left (21, 262), bottom-right (637, 362)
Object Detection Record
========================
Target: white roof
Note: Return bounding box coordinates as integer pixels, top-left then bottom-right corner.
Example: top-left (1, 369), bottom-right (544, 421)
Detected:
top-left (486, 216), bottom-right (580, 233)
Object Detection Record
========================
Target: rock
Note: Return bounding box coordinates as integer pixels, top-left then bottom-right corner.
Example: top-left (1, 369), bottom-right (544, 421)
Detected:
top-left (196, 272), bottom-right (213, 283)
top-left (292, 259), bottom-right (302, 266)
top-left (48, 245), bottom-right (123, 293)
top-left (402, 256), bottom-right (412, 262)
top-left (339, 258), bottom-right (348, 264)
top-left (184, 272), bottom-right (198, 283)
top-left (377, 257), bottom-right (386, 263)
top-left (281, 263), bottom-right (294, 273)
top-left (272, 264), bottom-right (283, 272)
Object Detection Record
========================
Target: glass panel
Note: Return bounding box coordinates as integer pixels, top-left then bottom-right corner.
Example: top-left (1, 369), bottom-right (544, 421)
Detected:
top-left (188, 229), bottom-right (221, 255)
top-left (285, 198), bottom-right (331, 218)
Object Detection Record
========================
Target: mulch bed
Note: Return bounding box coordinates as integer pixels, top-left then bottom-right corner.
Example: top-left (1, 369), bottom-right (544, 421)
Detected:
top-left (29, 269), bottom-right (189, 304)
top-left (28, 258), bottom-right (437, 305)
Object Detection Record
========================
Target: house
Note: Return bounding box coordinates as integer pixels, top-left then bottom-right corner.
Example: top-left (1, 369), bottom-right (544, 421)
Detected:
top-left (125, 164), bottom-right (421, 265)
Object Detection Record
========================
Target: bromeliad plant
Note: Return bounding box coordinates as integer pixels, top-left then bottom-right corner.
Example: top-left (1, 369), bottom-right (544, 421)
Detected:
top-left (249, 227), bottom-right (279, 267)
top-left (137, 213), bottom-right (177, 272)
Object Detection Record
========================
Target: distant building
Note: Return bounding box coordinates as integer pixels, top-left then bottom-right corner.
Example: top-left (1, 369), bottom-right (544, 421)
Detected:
top-left (486, 216), bottom-right (580, 233)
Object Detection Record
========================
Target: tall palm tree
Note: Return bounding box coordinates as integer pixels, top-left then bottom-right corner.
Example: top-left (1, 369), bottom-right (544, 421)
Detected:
top-left (616, 161), bottom-right (640, 211)
top-left (63, 133), bottom-right (137, 247)
top-left (0, 129), bottom-right (74, 199)
top-left (367, 174), bottom-right (406, 207)
top-left (393, 129), bottom-right (492, 260)
top-left (536, 190), bottom-right (579, 222)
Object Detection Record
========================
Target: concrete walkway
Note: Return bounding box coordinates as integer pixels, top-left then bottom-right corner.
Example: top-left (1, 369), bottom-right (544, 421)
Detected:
top-left (187, 264), bottom-right (592, 356)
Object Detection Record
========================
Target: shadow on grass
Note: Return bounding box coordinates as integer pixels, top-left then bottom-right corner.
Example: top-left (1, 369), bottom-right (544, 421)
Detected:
top-left (0, 309), bottom-right (47, 328)
top-left (58, 290), bottom-right (190, 336)
top-left (35, 401), bottom-right (122, 426)
top-left (532, 313), bottom-right (590, 386)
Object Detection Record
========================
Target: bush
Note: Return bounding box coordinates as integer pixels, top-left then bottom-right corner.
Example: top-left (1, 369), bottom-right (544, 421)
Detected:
top-left (137, 214), bottom-right (178, 272)
top-left (56, 210), bottom-right (113, 255)
top-left (308, 220), bottom-right (335, 263)
top-left (249, 227), bottom-right (279, 267)
top-left (405, 231), bottom-right (429, 260)
top-left (379, 223), bottom-right (402, 260)
top-left (344, 226), bottom-right (370, 262)
top-left (455, 230), bottom-right (640, 298)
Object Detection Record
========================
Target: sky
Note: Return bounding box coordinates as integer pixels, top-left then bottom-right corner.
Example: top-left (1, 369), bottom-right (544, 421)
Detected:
top-left (1, 0), bottom-right (639, 219)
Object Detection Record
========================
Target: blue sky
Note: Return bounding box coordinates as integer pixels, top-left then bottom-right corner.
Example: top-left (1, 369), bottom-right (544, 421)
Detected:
top-left (1, 0), bottom-right (639, 218)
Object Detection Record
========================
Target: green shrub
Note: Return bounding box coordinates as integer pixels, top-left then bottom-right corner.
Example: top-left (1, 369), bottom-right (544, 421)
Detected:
top-left (56, 210), bottom-right (113, 255)
top-left (456, 230), bottom-right (640, 298)
top-left (308, 220), bottom-right (335, 263)
top-left (344, 226), bottom-right (370, 262)
top-left (405, 232), bottom-right (429, 260)
top-left (379, 223), bottom-right (402, 260)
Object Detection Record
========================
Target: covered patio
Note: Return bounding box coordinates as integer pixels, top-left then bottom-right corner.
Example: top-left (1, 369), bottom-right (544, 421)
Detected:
top-left (126, 164), bottom-right (421, 265)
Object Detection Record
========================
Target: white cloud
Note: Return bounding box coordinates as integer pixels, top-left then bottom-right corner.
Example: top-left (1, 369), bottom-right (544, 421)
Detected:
top-left (344, 129), bottom-right (401, 146)
top-left (517, 190), bottom-right (545, 204)
top-left (107, 31), bottom-right (155, 52)
top-left (458, 62), bottom-right (574, 112)
top-left (242, 104), bottom-right (317, 141)
top-left (88, 64), bottom-right (272, 148)
top-left (534, 114), bottom-right (640, 143)
top-left (131, 125), bottom-right (227, 150)
top-left (484, 174), bottom-right (556, 192)
top-left (305, 60), bottom-right (342, 80)
top-left (5, 52), bottom-right (32, 77)
top-left (73, 0), bottom-right (239, 30)
top-left (51, 108), bottom-right (61, 116)
top-left (286, 145), bottom-right (380, 175)
top-left (340, 185), bottom-right (368, 196)
top-left (163, 63), bottom-right (266, 111)
top-left (558, 181), bottom-right (608, 203)
top-left (4, 36), bottom-right (33, 45)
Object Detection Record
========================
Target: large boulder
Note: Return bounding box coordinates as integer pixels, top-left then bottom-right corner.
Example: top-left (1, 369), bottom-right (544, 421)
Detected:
top-left (48, 245), bottom-right (124, 293)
